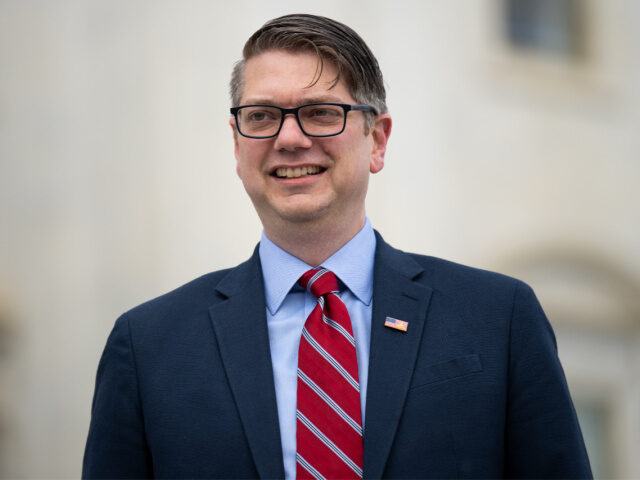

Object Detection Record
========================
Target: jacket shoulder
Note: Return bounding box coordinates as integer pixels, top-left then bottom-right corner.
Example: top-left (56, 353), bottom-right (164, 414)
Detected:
top-left (410, 252), bottom-right (520, 285)
top-left (120, 246), bottom-right (261, 329)
top-left (387, 245), bottom-right (528, 299)
top-left (374, 231), bottom-right (526, 295)
top-left (119, 269), bottom-right (229, 327)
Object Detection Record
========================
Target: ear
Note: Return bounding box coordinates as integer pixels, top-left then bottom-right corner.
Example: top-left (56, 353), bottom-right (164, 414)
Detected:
top-left (369, 113), bottom-right (392, 174)
top-left (230, 117), bottom-right (241, 176)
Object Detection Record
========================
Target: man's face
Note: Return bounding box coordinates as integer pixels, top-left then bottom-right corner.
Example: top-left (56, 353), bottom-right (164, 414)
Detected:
top-left (231, 49), bottom-right (390, 237)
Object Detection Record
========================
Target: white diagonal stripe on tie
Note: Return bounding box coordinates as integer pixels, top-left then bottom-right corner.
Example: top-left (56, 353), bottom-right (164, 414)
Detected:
top-left (297, 411), bottom-right (363, 477)
top-left (306, 268), bottom-right (329, 291)
top-left (301, 328), bottom-right (359, 391)
top-left (298, 368), bottom-right (363, 435)
top-left (317, 296), bottom-right (356, 346)
top-left (296, 453), bottom-right (326, 480)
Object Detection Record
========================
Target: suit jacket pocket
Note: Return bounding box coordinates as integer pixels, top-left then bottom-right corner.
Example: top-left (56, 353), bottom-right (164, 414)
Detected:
top-left (410, 354), bottom-right (482, 389)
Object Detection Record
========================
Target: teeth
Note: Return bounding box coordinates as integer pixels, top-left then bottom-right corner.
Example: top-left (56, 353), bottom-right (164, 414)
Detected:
top-left (275, 165), bottom-right (321, 178)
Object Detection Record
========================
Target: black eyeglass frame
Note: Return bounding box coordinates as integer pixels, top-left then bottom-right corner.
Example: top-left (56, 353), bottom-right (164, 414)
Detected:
top-left (230, 103), bottom-right (378, 139)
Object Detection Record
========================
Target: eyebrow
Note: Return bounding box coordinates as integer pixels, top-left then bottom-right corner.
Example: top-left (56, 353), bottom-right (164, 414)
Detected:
top-left (240, 95), bottom-right (346, 106)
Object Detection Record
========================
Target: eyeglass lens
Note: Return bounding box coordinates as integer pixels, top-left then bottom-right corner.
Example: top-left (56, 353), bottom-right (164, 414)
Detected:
top-left (237, 104), bottom-right (345, 137)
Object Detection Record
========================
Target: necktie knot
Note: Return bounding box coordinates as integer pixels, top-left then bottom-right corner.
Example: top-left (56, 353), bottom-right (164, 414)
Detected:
top-left (298, 268), bottom-right (339, 298)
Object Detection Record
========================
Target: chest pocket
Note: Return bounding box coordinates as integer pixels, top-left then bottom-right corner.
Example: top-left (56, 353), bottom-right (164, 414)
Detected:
top-left (410, 354), bottom-right (482, 389)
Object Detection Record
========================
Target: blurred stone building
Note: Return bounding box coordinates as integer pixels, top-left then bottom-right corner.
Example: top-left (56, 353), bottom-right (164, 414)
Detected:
top-left (0, 1), bottom-right (638, 477)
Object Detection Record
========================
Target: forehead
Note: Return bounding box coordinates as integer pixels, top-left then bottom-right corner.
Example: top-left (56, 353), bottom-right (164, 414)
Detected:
top-left (241, 50), bottom-right (353, 104)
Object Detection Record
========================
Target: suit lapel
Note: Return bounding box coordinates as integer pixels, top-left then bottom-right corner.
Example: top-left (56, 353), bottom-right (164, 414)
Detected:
top-left (208, 248), bottom-right (285, 479)
top-left (363, 234), bottom-right (433, 479)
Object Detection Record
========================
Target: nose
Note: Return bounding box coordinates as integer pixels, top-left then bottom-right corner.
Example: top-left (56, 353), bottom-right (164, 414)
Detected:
top-left (273, 113), bottom-right (313, 151)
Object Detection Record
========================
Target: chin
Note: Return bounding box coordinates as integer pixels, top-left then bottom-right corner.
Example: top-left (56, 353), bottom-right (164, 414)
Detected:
top-left (277, 210), bottom-right (327, 225)
top-left (272, 203), bottom-right (333, 225)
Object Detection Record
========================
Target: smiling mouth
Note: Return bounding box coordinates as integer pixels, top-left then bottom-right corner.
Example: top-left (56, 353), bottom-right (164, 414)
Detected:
top-left (273, 165), bottom-right (325, 179)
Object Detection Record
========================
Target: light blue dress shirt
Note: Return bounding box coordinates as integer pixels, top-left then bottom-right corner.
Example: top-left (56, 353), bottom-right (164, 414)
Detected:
top-left (259, 218), bottom-right (376, 480)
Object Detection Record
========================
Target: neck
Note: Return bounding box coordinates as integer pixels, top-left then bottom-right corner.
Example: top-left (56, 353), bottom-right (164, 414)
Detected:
top-left (263, 215), bottom-right (365, 267)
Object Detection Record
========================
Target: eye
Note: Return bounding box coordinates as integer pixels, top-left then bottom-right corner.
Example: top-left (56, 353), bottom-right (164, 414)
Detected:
top-left (308, 107), bottom-right (340, 117)
top-left (310, 108), bottom-right (330, 117)
top-left (246, 110), bottom-right (277, 122)
top-left (301, 105), bottom-right (343, 124)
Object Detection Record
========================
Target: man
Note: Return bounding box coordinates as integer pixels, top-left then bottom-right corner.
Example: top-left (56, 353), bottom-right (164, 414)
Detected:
top-left (83, 14), bottom-right (592, 479)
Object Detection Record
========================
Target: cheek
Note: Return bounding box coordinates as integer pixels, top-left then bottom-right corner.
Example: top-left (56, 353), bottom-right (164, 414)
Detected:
top-left (236, 143), bottom-right (262, 172)
top-left (325, 135), bottom-right (365, 163)
top-left (345, 142), bottom-right (374, 174)
top-left (235, 146), bottom-right (255, 181)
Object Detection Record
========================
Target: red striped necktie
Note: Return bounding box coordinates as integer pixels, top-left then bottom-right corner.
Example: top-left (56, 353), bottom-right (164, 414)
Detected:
top-left (296, 268), bottom-right (363, 479)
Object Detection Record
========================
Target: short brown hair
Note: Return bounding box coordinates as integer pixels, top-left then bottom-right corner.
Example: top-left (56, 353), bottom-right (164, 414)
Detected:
top-left (229, 14), bottom-right (387, 124)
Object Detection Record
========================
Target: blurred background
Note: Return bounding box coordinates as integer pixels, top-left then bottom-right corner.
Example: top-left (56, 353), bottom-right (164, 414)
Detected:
top-left (0, 0), bottom-right (638, 477)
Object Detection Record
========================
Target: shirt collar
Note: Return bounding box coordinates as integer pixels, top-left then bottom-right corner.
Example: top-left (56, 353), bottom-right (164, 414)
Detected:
top-left (259, 218), bottom-right (376, 315)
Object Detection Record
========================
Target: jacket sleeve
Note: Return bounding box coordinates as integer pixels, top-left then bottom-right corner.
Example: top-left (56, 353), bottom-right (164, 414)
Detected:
top-left (504, 281), bottom-right (592, 479)
top-left (83, 314), bottom-right (153, 479)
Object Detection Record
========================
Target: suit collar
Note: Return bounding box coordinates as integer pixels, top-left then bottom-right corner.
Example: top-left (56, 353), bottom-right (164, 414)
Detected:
top-left (372, 230), bottom-right (425, 280)
top-left (213, 244), bottom-right (261, 299)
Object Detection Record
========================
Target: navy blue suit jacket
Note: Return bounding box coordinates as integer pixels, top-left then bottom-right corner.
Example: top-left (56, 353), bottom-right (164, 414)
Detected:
top-left (83, 233), bottom-right (592, 478)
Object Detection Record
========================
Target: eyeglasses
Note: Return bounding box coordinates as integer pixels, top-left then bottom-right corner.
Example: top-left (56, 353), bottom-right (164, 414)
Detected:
top-left (230, 103), bottom-right (377, 139)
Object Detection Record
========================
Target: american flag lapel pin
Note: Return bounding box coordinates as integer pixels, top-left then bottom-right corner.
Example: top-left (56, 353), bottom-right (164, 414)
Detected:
top-left (384, 316), bottom-right (408, 332)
